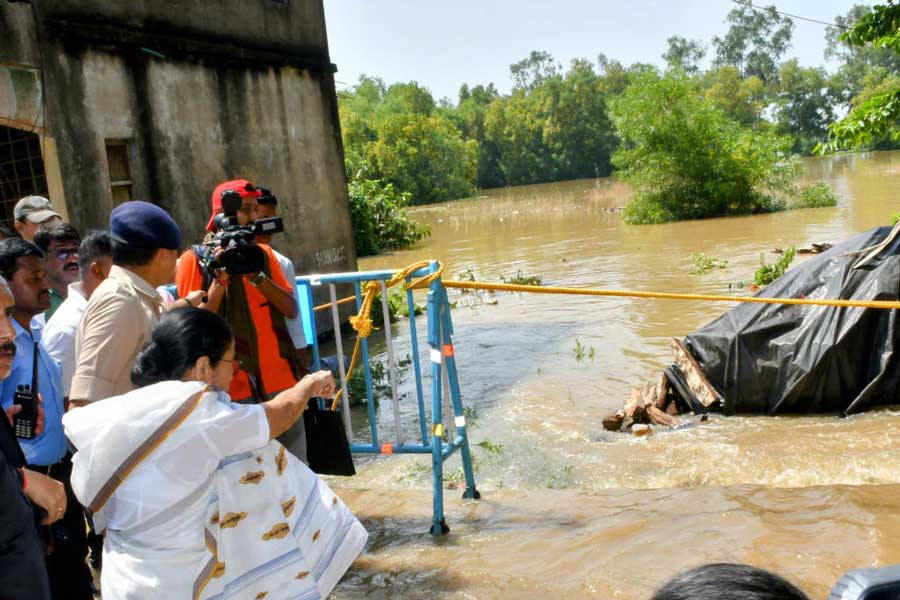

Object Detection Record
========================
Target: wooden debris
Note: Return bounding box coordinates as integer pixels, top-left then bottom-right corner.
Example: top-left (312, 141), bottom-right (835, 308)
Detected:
top-left (647, 405), bottom-right (683, 428)
top-left (621, 387), bottom-right (647, 430)
top-left (653, 373), bottom-right (669, 410)
top-left (602, 411), bottom-right (625, 432)
top-left (600, 341), bottom-right (720, 434)
top-left (669, 338), bottom-right (722, 408)
top-left (603, 373), bottom-right (682, 432)
top-left (774, 243), bottom-right (832, 255)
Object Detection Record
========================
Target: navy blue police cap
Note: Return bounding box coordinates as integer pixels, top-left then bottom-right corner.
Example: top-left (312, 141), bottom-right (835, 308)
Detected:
top-left (109, 201), bottom-right (182, 250)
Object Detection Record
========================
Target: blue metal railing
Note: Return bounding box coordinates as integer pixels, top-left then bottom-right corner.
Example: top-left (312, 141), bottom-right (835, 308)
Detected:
top-left (296, 260), bottom-right (479, 535)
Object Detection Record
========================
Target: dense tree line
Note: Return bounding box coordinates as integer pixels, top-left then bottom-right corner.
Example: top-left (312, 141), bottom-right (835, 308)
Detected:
top-left (344, 3), bottom-right (899, 246)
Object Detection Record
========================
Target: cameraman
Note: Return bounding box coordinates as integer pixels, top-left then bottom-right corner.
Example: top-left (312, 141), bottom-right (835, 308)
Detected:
top-left (176, 179), bottom-right (300, 404)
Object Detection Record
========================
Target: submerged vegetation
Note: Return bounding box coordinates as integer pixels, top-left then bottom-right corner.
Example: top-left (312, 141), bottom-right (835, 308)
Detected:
top-left (610, 71), bottom-right (798, 224)
top-left (501, 270), bottom-right (543, 286)
top-left (755, 246), bottom-right (797, 286)
top-left (347, 165), bottom-right (431, 257)
top-left (690, 253), bottom-right (728, 275)
top-left (796, 182), bottom-right (840, 209)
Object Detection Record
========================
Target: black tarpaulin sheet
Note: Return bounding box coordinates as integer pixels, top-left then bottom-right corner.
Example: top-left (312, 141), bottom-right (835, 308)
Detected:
top-left (683, 226), bottom-right (900, 416)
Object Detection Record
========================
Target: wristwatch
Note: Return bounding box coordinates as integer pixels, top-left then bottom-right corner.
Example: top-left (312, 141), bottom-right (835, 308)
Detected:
top-left (249, 272), bottom-right (267, 287)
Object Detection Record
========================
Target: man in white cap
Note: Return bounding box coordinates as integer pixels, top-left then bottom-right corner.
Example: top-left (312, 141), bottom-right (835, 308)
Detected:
top-left (13, 196), bottom-right (62, 242)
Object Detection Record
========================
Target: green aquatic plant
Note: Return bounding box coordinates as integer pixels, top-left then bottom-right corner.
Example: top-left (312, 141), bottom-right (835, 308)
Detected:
top-left (754, 246), bottom-right (796, 286)
top-left (501, 270), bottom-right (543, 286)
top-left (689, 253), bottom-right (728, 275)
top-left (338, 359), bottom-right (400, 407)
top-left (462, 406), bottom-right (480, 430)
top-left (545, 465), bottom-right (575, 489)
top-left (572, 339), bottom-right (595, 362)
top-left (476, 439), bottom-right (503, 456)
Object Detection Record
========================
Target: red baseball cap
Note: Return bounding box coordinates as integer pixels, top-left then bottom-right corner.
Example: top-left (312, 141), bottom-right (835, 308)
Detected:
top-left (206, 179), bottom-right (262, 231)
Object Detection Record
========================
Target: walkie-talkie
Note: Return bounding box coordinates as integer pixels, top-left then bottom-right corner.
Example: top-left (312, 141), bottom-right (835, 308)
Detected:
top-left (13, 385), bottom-right (36, 439)
top-left (13, 341), bottom-right (38, 440)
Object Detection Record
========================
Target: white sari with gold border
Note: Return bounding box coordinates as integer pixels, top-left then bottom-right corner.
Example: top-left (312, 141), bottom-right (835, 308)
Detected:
top-left (63, 380), bottom-right (367, 600)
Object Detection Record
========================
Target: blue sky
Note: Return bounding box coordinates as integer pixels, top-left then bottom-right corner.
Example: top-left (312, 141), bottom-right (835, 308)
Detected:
top-left (324, 0), bottom-right (862, 100)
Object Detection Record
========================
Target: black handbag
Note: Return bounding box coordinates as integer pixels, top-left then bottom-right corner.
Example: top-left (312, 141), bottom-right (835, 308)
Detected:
top-left (303, 401), bottom-right (356, 476)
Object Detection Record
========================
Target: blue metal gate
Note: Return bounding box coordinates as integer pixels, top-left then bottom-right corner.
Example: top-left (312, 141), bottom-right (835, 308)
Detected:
top-left (295, 260), bottom-right (479, 535)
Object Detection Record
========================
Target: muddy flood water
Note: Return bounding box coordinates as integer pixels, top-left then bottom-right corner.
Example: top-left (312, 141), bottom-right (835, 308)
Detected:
top-left (329, 151), bottom-right (900, 599)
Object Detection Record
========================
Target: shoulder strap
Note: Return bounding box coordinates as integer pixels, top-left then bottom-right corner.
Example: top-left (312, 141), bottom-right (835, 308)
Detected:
top-left (191, 245), bottom-right (214, 292)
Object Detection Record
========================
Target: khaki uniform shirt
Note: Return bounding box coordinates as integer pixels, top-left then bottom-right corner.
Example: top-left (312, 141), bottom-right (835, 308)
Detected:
top-left (70, 266), bottom-right (163, 403)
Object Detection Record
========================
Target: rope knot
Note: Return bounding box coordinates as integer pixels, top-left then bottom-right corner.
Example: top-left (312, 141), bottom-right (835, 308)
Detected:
top-left (348, 313), bottom-right (374, 338)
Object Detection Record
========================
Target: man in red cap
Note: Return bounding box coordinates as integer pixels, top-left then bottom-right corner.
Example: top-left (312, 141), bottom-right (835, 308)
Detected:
top-left (176, 179), bottom-right (301, 404)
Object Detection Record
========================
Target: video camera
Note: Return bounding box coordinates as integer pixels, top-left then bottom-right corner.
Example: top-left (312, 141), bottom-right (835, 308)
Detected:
top-left (202, 188), bottom-right (284, 276)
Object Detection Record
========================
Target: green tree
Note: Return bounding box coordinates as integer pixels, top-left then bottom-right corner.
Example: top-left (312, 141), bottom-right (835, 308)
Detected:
top-left (597, 54), bottom-right (632, 96)
top-left (368, 113), bottom-right (478, 204)
top-left (484, 59), bottom-right (617, 185)
top-left (452, 83), bottom-right (505, 188)
top-left (820, 2), bottom-right (900, 152)
top-left (609, 71), bottom-right (795, 224)
top-left (543, 59), bottom-right (616, 179)
top-left (380, 81), bottom-right (436, 117)
top-left (773, 60), bottom-right (835, 154)
top-left (510, 50), bottom-right (561, 92)
top-left (338, 75), bottom-right (386, 166)
top-left (663, 36), bottom-right (706, 74)
top-left (484, 93), bottom-right (548, 185)
top-left (825, 4), bottom-right (900, 104)
top-left (701, 66), bottom-right (767, 126)
top-left (712, 2), bottom-right (794, 83)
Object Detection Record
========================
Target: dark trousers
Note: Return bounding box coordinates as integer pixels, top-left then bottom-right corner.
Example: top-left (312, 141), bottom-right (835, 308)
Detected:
top-left (0, 517), bottom-right (51, 600)
top-left (28, 455), bottom-right (94, 600)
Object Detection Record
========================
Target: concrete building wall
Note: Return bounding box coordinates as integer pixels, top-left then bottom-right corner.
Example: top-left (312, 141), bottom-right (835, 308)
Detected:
top-left (0, 2), bottom-right (39, 68)
top-left (2, 0), bottom-right (356, 275)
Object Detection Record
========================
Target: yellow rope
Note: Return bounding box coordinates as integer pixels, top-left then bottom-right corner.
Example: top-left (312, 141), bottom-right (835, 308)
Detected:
top-left (441, 279), bottom-right (900, 310)
top-left (331, 261), bottom-right (443, 410)
top-left (324, 259), bottom-right (900, 411)
top-left (313, 295), bottom-right (356, 313)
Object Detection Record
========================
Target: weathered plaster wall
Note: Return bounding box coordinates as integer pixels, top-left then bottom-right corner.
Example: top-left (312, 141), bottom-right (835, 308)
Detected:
top-left (0, 4), bottom-right (43, 131)
top-left (0, 2), bottom-right (39, 68)
top-left (35, 0), bottom-right (329, 60)
top-left (17, 0), bottom-right (356, 275)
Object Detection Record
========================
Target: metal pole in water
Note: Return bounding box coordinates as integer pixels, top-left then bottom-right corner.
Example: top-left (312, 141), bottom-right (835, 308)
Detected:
top-left (406, 285), bottom-right (429, 444)
top-left (427, 262), bottom-right (449, 535)
top-left (329, 284), bottom-right (352, 440)
top-left (380, 281), bottom-right (404, 445)
top-left (439, 285), bottom-right (479, 500)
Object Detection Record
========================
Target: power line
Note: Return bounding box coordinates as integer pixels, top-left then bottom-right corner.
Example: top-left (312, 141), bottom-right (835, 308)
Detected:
top-left (731, 0), bottom-right (848, 30)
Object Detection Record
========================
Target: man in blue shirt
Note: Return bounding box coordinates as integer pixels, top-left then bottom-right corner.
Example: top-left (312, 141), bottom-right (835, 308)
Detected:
top-left (0, 238), bottom-right (93, 600)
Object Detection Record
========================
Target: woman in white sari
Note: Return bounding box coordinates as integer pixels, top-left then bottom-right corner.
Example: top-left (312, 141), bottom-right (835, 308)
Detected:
top-left (63, 308), bottom-right (367, 600)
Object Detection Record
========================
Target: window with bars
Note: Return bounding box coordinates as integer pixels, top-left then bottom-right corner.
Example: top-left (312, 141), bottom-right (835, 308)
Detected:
top-left (106, 140), bottom-right (133, 205)
top-left (0, 126), bottom-right (48, 230)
